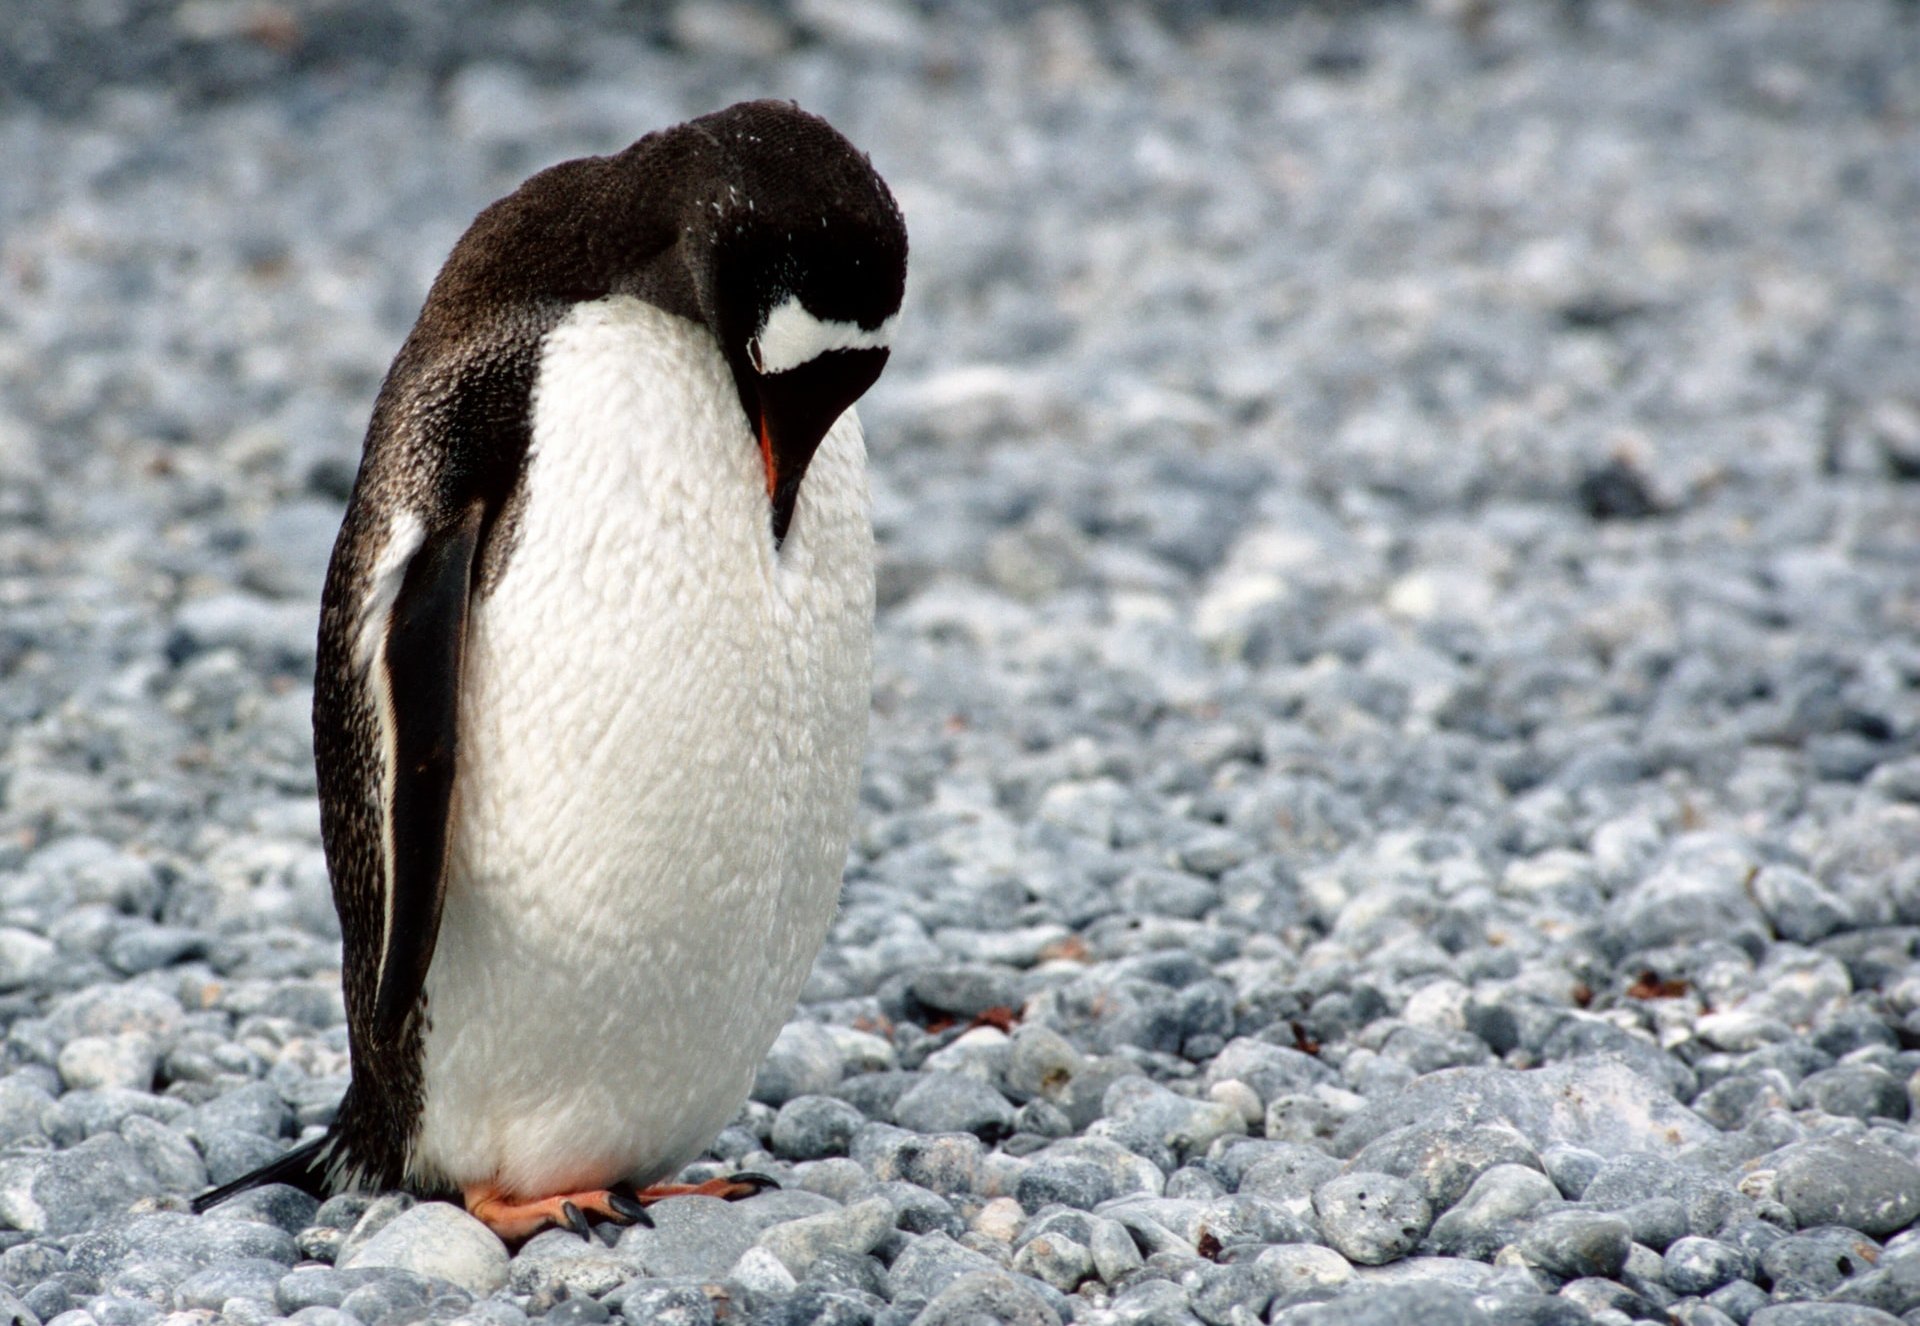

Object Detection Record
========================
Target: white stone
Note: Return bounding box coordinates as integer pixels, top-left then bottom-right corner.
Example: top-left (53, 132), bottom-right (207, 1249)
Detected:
top-left (340, 1201), bottom-right (509, 1295)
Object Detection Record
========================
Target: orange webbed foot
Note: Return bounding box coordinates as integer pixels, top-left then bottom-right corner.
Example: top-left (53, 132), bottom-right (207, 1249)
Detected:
top-left (463, 1184), bottom-right (654, 1243)
top-left (628, 1170), bottom-right (781, 1203)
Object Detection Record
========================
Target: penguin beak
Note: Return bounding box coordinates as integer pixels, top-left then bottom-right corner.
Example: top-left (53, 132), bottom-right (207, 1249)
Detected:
top-left (749, 346), bottom-right (889, 547)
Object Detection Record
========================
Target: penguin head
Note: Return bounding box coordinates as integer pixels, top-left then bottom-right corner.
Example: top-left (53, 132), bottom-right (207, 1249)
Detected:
top-left (418, 101), bottom-right (906, 545)
top-left (681, 101), bottom-right (909, 545)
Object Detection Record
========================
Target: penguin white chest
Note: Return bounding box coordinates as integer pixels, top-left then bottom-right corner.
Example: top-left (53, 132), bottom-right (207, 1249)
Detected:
top-left (410, 296), bottom-right (874, 1197)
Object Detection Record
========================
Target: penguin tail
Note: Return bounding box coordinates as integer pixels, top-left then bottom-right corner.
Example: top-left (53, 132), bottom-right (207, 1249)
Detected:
top-left (190, 1133), bottom-right (337, 1214)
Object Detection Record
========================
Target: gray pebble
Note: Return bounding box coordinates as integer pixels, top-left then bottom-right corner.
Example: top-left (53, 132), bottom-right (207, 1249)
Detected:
top-left (1620, 1196), bottom-right (1689, 1252)
top-left (617, 1195), bottom-right (755, 1279)
top-left (1708, 1278), bottom-right (1772, 1324)
top-left (1311, 1171), bottom-right (1432, 1266)
top-left (171, 1256), bottom-right (283, 1310)
top-left (851, 1124), bottom-right (985, 1196)
top-left (908, 965), bottom-right (1023, 1020)
top-left (1773, 1139), bottom-right (1920, 1236)
top-left (335, 1275), bottom-right (433, 1326)
top-left (0, 1135), bottom-right (160, 1237)
top-left (1230, 1142), bottom-right (1343, 1203)
top-left (1663, 1234), bottom-right (1755, 1296)
top-left (1270, 1282), bottom-right (1482, 1325)
top-left (1010, 1227), bottom-right (1093, 1292)
top-left (1426, 1162), bottom-right (1560, 1259)
top-left (116, 1115), bottom-right (206, 1195)
top-left (1515, 1210), bottom-right (1633, 1281)
top-left (1746, 1305), bottom-right (1905, 1325)
top-left (56, 1035), bottom-right (158, 1093)
top-left (1014, 1137), bottom-right (1162, 1211)
top-left (605, 1279), bottom-right (719, 1326)
top-left (1795, 1065), bottom-right (1909, 1123)
top-left (753, 1022), bottom-right (845, 1107)
top-left (1345, 1119), bottom-right (1540, 1211)
top-left (1760, 1227), bottom-right (1884, 1300)
top-left (911, 1269), bottom-right (1061, 1326)
top-left (892, 1073), bottom-right (1016, 1142)
top-left (1003, 1025), bottom-right (1086, 1106)
top-left (1667, 1302), bottom-right (1742, 1326)
top-left (884, 1232), bottom-right (1004, 1312)
top-left (772, 1094), bottom-right (868, 1160)
top-left (337, 1201), bottom-right (507, 1295)
top-left (756, 1196), bottom-right (894, 1278)
top-left (274, 1265), bottom-right (391, 1313)
top-left (507, 1228), bottom-right (630, 1299)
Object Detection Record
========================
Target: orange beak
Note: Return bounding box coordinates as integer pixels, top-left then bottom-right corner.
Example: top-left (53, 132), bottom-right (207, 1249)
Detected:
top-left (758, 414), bottom-right (777, 499)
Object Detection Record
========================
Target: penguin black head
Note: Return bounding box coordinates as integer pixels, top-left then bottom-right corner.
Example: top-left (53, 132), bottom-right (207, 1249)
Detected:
top-left (670, 101), bottom-right (909, 545)
top-left (413, 99), bottom-right (907, 546)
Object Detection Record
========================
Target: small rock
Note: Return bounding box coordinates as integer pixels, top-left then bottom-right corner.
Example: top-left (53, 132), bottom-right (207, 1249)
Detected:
top-left (909, 965), bottom-right (1023, 1020)
top-left (172, 1258), bottom-right (282, 1311)
top-left (851, 1124), bottom-right (985, 1196)
top-left (753, 1022), bottom-right (844, 1107)
top-left (1516, 1210), bottom-right (1633, 1281)
top-left (273, 1265), bottom-right (392, 1313)
top-left (1773, 1139), bottom-right (1920, 1236)
top-left (1664, 1235), bottom-right (1755, 1296)
top-left (1257, 1242), bottom-right (1354, 1307)
top-left (911, 1269), bottom-right (1061, 1326)
top-left (1014, 1137), bottom-right (1164, 1211)
top-left (0, 1134), bottom-right (161, 1236)
top-left (1311, 1171), bottom-right (1432, 1266)
top-left (1011, 1229), bottom-right (1093, 1292)
top-left (1094, 1075), bottom-right (1247, 1170)
top-left (892, 1073), bottom-right (1016, 1142)
top-left (1540, 1145), bottom-right (1603, 1199)
top-left (1203, 1039), bottom-right (1336, 1104)
top-left (1761, 1227), bottom-right (1885, 1300)
top-left (726, 1244), bottom-right (798, 1297)
top-left (885, 1232), bottom-right (1003, 1311)
top-left (1003, 1025), bottom-right (1087, 1105)
top-left (507, 1229), bottom-right (630, 1299)
top-left (57, 1035), bottom-right (158, 1092)
top-left (1426, 1163), bottom-right (1560, 1259)
top-left (616, 1196), bottom-right (755, 1279)
top-left (338, 1202), bottom-right (508, 1295)
top-left (756, 1196), bottom-right (893, 1278)
top-left (1795, 1064), bottom-right (1909, 1123)
top-left (771, 1095), bottom-right (867, 1160)
top-left (1746, 1305), bottom-right (1905, 1326)
top-left (1344, 1119), bottom-right (1538, 1210)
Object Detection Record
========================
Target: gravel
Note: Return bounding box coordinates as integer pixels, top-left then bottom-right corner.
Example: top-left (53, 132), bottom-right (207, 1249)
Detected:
top-left (3, 0), bottom-right (1920, 1323)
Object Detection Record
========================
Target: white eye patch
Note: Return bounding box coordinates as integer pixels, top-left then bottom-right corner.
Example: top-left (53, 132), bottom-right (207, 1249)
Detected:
top-left (750, 295), bottom-right (897, 374)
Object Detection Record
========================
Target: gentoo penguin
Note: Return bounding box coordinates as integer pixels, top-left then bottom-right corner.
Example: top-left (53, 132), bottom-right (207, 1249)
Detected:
top-left (192, 100), bottom-right (906, 1239)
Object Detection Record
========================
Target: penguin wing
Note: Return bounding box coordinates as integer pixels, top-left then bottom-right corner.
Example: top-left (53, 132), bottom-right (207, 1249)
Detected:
top-left (367, 497), bottom-right (485, 1040)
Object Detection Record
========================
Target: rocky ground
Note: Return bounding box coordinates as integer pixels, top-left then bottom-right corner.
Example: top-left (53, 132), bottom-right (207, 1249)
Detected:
top-left (3, 1), bottom-right (1920, 1324)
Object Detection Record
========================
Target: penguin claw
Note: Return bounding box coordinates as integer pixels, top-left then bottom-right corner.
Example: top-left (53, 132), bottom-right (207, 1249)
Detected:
top-left (559, 1200), bottom-right (590, 1239)
top-left (730, 1171), bottom-right (781, 1194)
top-left (606, 1192), bottom-right (654, 1226)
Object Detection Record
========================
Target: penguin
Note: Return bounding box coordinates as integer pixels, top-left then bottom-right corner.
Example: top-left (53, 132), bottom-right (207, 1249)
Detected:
top-left (192, 100), bottom-right (907, 1240)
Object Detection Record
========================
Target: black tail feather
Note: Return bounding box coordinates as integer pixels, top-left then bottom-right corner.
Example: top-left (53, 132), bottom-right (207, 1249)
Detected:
top-left (191, 1134), bottom-right (333, 1214)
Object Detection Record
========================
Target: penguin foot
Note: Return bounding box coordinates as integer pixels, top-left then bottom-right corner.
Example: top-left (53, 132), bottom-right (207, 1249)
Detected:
top-left (629, 1171), bottom-right (782, 1203)
top-left (462, 1184), bottom-right (657, 1243)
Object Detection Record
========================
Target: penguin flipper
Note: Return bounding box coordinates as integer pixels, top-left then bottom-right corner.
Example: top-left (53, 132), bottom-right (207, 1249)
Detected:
top-left (370, 498), bottom-right (486, 1041)
top-left (190, 1134), bottom-right (332, 1213)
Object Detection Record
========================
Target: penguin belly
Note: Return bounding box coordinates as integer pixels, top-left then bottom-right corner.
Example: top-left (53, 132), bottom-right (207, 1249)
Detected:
top-left (408, 296), bottom-right (874, 1199)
